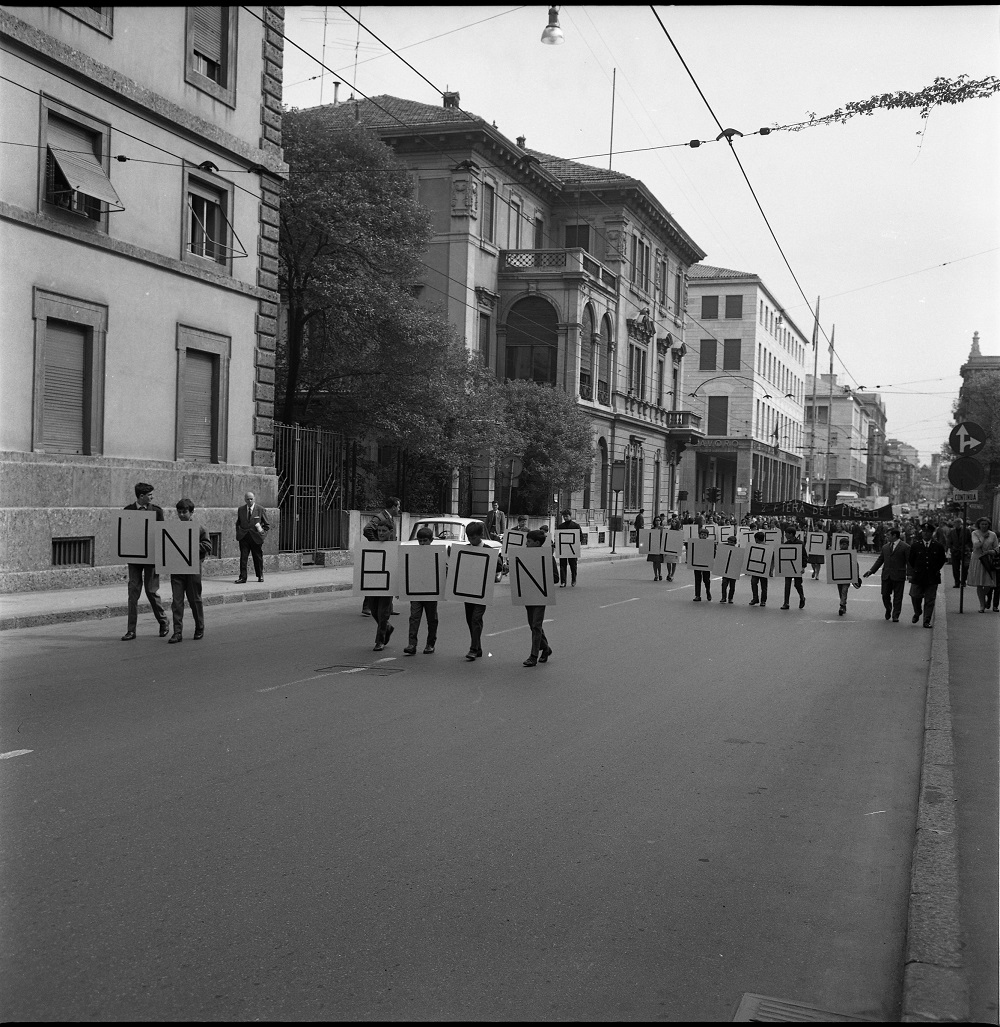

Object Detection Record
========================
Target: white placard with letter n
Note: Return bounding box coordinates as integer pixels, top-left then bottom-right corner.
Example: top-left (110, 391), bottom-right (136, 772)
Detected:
top-left (509, 547), bottom-right (557, 607)
top-left (116, 510), bottom-right (157, 564)
top-left (156, 522), bottom-right (199, 575)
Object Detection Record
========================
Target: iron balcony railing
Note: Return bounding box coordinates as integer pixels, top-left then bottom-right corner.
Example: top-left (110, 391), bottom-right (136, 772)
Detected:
top-left (500, 248), bottom-right (618, 291)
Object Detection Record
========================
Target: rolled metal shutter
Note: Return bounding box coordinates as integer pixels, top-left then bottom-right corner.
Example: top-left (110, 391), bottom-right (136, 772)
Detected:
top-left (191, 6), bottom-right (224, 62)
top-left (183, 350), bottom-right (214, 461)
top-left (43, 320), bottom-right (86, 453)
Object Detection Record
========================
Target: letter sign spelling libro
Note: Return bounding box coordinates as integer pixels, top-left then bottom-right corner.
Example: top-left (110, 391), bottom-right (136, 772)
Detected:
top-left (156, 522), bottom-right (199, 575)
top-left (509, 547), bottom-right (557, 607)
top-left (712, 544), bottom-right (747, 579)
top-left (353, 541), bottom-right (398, 596)
top-left (445, 543), bottom-right (497, 606)
top-left (774, 544), bottom-right (804, 577)
top-left (116, 510), bottom-right (157, 564)
top-left (399, 545), bottom-right (445, 600)
top-left (827, 549), bottom-right (859, 584)
top-left (744, 543), bottom-right (774, 577)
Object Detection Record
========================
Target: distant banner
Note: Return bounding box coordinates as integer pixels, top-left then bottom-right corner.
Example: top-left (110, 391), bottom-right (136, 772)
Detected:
top-left (751, 500), bottom-right (894, 522)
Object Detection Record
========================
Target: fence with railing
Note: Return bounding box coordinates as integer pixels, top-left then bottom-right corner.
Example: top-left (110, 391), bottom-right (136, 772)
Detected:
top-left (274, 422), bottom-right (346, 553)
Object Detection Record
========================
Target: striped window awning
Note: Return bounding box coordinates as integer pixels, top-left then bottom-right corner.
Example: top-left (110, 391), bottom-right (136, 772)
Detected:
top-left (47, 119), bottom-right (123, 210)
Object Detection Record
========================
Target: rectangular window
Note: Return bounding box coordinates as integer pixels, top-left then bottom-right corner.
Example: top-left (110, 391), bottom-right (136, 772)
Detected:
top-left (42, 109), bottom-right (121, 225)
top-left (701, 295), bottom-right (719, 319)
top-left (699, 339), bottom-right (717, 371)
top-left (723, 339), bottom-right (741, 371)
top-left (630, 235), bottom-right (638, 284)
top-left (725, 294), bottom-right (743, 318)
top-left (482, 182), bottom-right (495, 243)
top-left (183, 166), bottom-right (237, 270)
top-left (176, 325), bottom-right (230, 463)
top-left (32, 290), bottom-right (107, 455)
top-left (707, 396), bottom-right (729, 436)
top-left (509, 200), bottom-right (521, 248)
top-left (478, 312), bottom-right (490, 367)
top-left (674, 271), bottom-right (683, 312)
top-left (628, 345), bottom-right (647, 399)
top-left (657, 357), bottom-right (665, 406)
top-left (61, 7), bottom-right (114, 35)
top-left (564, 224), bottom-right (589, 251)
top-left (533, 217), bottom-right (544, 248)
top-left (642, 242), bottom-right (650, 292)
top-left (186, 6), bottom-right (237, 105)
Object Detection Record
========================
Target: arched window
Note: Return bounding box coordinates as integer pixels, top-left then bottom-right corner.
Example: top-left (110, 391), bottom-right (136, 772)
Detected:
top-left (504, 296), bottom-right (558, 385)
top-left (580, 306), bottom-right (594, 399)
top-left (598, 315), bottom-right (613, 404)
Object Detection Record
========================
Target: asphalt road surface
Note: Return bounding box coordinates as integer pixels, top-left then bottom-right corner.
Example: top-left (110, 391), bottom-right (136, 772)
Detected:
top-left (1, 564), bottom-right (930, 1021)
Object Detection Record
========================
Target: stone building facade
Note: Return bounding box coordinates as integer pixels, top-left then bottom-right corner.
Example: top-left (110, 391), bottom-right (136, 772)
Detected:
top-left (304, 93), bottom-right (707, 527)
top-left (0, 6), bottom-right (288, 590)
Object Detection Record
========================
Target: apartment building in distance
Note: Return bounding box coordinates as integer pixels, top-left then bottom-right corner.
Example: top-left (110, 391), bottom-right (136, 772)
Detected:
top-left (681, 265), bottom-right (808, 514)
top-left (301, 92), bottom-right (708, 525)
top-left (0, 6), bottom-right (288, 589)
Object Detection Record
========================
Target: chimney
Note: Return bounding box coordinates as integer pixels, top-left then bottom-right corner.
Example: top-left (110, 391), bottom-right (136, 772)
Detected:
top-left (516, 135), bottom-right (526, 148)
top-left (443, 91), bottom-right (460, 109)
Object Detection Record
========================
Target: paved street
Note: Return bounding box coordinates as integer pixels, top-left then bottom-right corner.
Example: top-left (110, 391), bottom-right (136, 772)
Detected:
top-left (1, 564), bottom-right (934, 1020)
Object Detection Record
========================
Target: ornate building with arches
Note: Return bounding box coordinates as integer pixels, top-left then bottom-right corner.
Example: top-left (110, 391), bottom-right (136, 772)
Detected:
top-left (313, 92), bottom-right (708, 525)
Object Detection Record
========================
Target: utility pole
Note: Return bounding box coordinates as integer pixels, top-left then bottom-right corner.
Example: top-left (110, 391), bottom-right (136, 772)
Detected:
top-left (824, 325), bottom-right (836, 506)
top-left (807, 296), bottom-right (820, 503)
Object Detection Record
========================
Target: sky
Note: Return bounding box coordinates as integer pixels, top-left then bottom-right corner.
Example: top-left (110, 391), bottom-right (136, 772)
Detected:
top-left (279, 5), bottom-right (1000, 467)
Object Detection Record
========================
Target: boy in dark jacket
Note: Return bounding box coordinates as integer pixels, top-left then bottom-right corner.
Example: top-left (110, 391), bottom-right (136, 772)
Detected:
top-left (167, 498), bottom-right (213, 643)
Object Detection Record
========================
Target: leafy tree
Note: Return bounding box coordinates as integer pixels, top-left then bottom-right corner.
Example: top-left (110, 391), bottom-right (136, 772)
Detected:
top-left (499, 380), bottom-right (595, 513)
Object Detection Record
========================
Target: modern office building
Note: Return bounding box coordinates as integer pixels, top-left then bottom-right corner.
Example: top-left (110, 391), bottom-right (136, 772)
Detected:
top-left (0, 6), bottom-right (288, 589)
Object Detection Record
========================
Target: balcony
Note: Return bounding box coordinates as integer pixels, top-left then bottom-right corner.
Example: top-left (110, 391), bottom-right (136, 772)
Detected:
top-left (617, 391), bottom-right (704, 435)
top-left (499, 248), bottom-right (618, 294)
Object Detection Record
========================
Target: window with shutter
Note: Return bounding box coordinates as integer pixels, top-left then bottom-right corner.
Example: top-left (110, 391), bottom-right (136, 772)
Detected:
top-left (186, 6), bottom-right (237, 104)
top-left (481, 182), bottom-right (495, 242)
top-left (723, 339), bottom-right (742, 370)
top-left (564, 224), bottom-right (589, 252)
top-left (699, 339), bottom-right (717, 371)
top-left (183, 350), bottom-right (215, 461)
top-left (701, 295), bottom-right (719, 319)
top-left (725, 294), bottom-right (743, 319)
top-left (42, 320), bottom-right (89, 453)
top-left (44, 114), bottom-right (121, 221)
top-left (707, 396), bottom-right (729, 436)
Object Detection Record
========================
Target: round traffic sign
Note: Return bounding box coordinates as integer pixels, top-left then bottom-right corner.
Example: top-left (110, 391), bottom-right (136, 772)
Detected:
top-left (948, 455), bottom-right (985, 490)
top-left (948, 421), bottom-right (987, 456)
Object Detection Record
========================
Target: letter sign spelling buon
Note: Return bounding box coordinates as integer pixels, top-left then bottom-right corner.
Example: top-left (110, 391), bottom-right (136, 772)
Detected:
top-left (510, 547), bottom-right (556, 607)
top-left (399, 545), bottom-right (445, 600)
top-left (446, 543), bottom-right (496, 605)
top-left (116, 510), bottom-right (157, 564)
top-left (353, 542), bottom-right (398, 595)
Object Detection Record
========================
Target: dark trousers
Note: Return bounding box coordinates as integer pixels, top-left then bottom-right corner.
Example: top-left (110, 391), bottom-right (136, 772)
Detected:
top-left (127, 563), bottom-right (166, 631)
top-left (721, 577), bottom-right (736, 601)
top-left (910, 582), bottom-right (938, 625)
top-left (750, 575), bottom-right (768, 603)
top-left (881, 579), bottom-right (905, 619)
top-left (783, 577), bottom-right (804, 604)
top-left (371, 596), bottom-right (393, 645)
top-left (238, 536), bottom-right (264, 579)
top-left (694, 570), bottom-right (711, 599)
top-left (559, 558), bottom-right (578, 585)
top-left (950, 553), bottom-right (969, 586)
top-left (465, 603), bottom-right (485, 653)
top-left (170, 574), bottom-right (204, 635)
top-left (525, 605), bottom-right (548, 657)
top-left (408, 601), bottom-right (438, 647)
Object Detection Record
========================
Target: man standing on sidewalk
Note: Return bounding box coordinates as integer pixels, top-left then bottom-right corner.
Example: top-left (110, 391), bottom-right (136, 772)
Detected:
top-left (234, 491), bottom-right (270, 583)
top-left (121, 482), bottom-right (169, 641)
top-left (947, 516), bottom-right (972, 588)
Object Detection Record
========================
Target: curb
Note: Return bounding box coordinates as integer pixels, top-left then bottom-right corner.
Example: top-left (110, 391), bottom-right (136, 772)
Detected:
top-left (901, 594), bottom-right (970, 1022)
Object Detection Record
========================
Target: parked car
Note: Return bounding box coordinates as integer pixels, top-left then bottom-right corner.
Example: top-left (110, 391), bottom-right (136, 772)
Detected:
top-left (402, 517), bottom-right (503, 553)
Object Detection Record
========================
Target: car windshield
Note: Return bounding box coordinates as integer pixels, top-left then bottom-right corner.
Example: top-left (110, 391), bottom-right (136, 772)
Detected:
top-left (409, 521), bottom-right (467, 542)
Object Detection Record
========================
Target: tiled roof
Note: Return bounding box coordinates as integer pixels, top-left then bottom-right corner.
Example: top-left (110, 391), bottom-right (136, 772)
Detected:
top-left (687, 264), bottom-right (756, 280)
top-left (525, 149), bottom-right (636, 186)
top-left (304, 94), bottom-right (490, 132)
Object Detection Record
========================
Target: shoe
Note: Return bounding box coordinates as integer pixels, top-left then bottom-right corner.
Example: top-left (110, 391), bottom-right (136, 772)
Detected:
top-left (839, 606), bottom-right (846, 616)
top-left (403, 645), bottom-right (417, 655)
top-left (884, 611), bottom-right (891, 620)
top-left (373, 643), bottom-right (384, 651)
top-left (693, 596), bottom-right (702, 602)
top-left (892, 618), bottom-right (899, 623)
top-left (760, 603), bottom-right (766, 608)
top-left (193, 629), bottom-right (204, 640)
top-left (912, 614), bottom-right (920, 624)
top-left (384, 625), bottom-right (393, 645)
top-left (560, 582), bottom-right (567, 588)
top-left (121, 631), bottom-right (137, 641)
top-left (234, 578), bottom-right (247, 584)
top-left (159, 622), bottom-right (170, 637)
top-left (167, 634), bottom-right (182, 644)
top-left (523, 656), bottom-right (538, 667)
top-left (571, 581), bottom-right (576, 586)
top-left (539, 647), bottom-right (552, 663)
top-left (780, 604), bottom-right (790, 610)
top-left (799, 597), bottom-right (805, 609)
top-left (257, 577), bottom-right (264, 583)
top-left (465, 650), bottom-right (477, 661)
top-left (362, 611), bottom-right (371, 617)
top-left (924, 623), bottom-right (933, 629)
top-left (474, 649), bottom-right (483, 658)
top-left (423, 645), bottom-right (435, 655)
top-left (390, 610), bottom-right (400, 616)
top-left (749, 599), bottom-right (758, 606)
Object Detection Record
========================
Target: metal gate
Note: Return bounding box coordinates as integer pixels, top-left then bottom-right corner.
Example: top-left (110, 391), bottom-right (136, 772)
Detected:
top-left (274, 423), bottom-right (346, 553)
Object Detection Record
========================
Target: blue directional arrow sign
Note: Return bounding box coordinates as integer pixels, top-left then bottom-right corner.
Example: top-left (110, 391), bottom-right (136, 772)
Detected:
top-left (948, 421), bottom-right (986, 456)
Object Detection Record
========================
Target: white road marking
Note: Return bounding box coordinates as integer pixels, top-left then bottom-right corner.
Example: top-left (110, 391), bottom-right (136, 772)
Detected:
top-left (375, 657), bottom-right (396, 663)
top-left (0, 749), bottom-right (32, 760)
top-left (486, 619), bottom-right (553, 637)
top-left (258, 674), bottom-right (331, 693)
top-left (599, 597), bottom-right (641, 609)
top-left (340, 667), bottom-right (367, 674)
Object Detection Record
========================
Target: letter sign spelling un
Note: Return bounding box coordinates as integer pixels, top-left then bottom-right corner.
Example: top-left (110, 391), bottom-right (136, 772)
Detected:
top-left (773, 544), bottom-right (804, 578)
top-left (827, 550), bottom-right (859, 585)
top-left (509, 547), bottom-right (557, 607)
top-left (156, 522), bottom-right (199, 575)
top-left (553, 528), bottom-right (581, 560)
top-left (116, 510), bottom-right (158, 564)
top-left (353, 542), bottom-right (398, 596)
top-left (398, 545), bottom-right (446, 601)
top-left (445, 543), bottom-right (497, 606)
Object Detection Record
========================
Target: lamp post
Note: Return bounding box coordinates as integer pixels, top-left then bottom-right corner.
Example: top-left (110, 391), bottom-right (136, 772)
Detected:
top-left (540, 6), bottom-right (564, 44)
top-left (610, 459), bottom-right (625, 553)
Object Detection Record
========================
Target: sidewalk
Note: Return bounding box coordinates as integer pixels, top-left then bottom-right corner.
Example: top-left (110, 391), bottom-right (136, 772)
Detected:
top-left (0, 544), bottom-right (644, 631)
top-left (0, 548), bottom-right (986, 1022)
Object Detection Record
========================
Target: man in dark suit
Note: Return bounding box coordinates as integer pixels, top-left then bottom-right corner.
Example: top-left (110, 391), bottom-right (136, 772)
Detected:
top-left (946, 517), bottom-right (972, 588)
top-left (235, 491), bottom-right (270, 583)
top-left (908, 522), bottom-right (948, 628)
top-left (864, 527), bottom-right (910, 622)
top-left (555, 508), bottom-right (582, 587)
top-left (122, 481), bottom-right (169, 641)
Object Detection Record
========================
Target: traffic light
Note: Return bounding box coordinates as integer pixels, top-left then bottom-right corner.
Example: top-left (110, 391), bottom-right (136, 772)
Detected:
top-left (753, 489), bottom-right (763, 503)
top-left (706, 486), bottom-right (721, 504)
